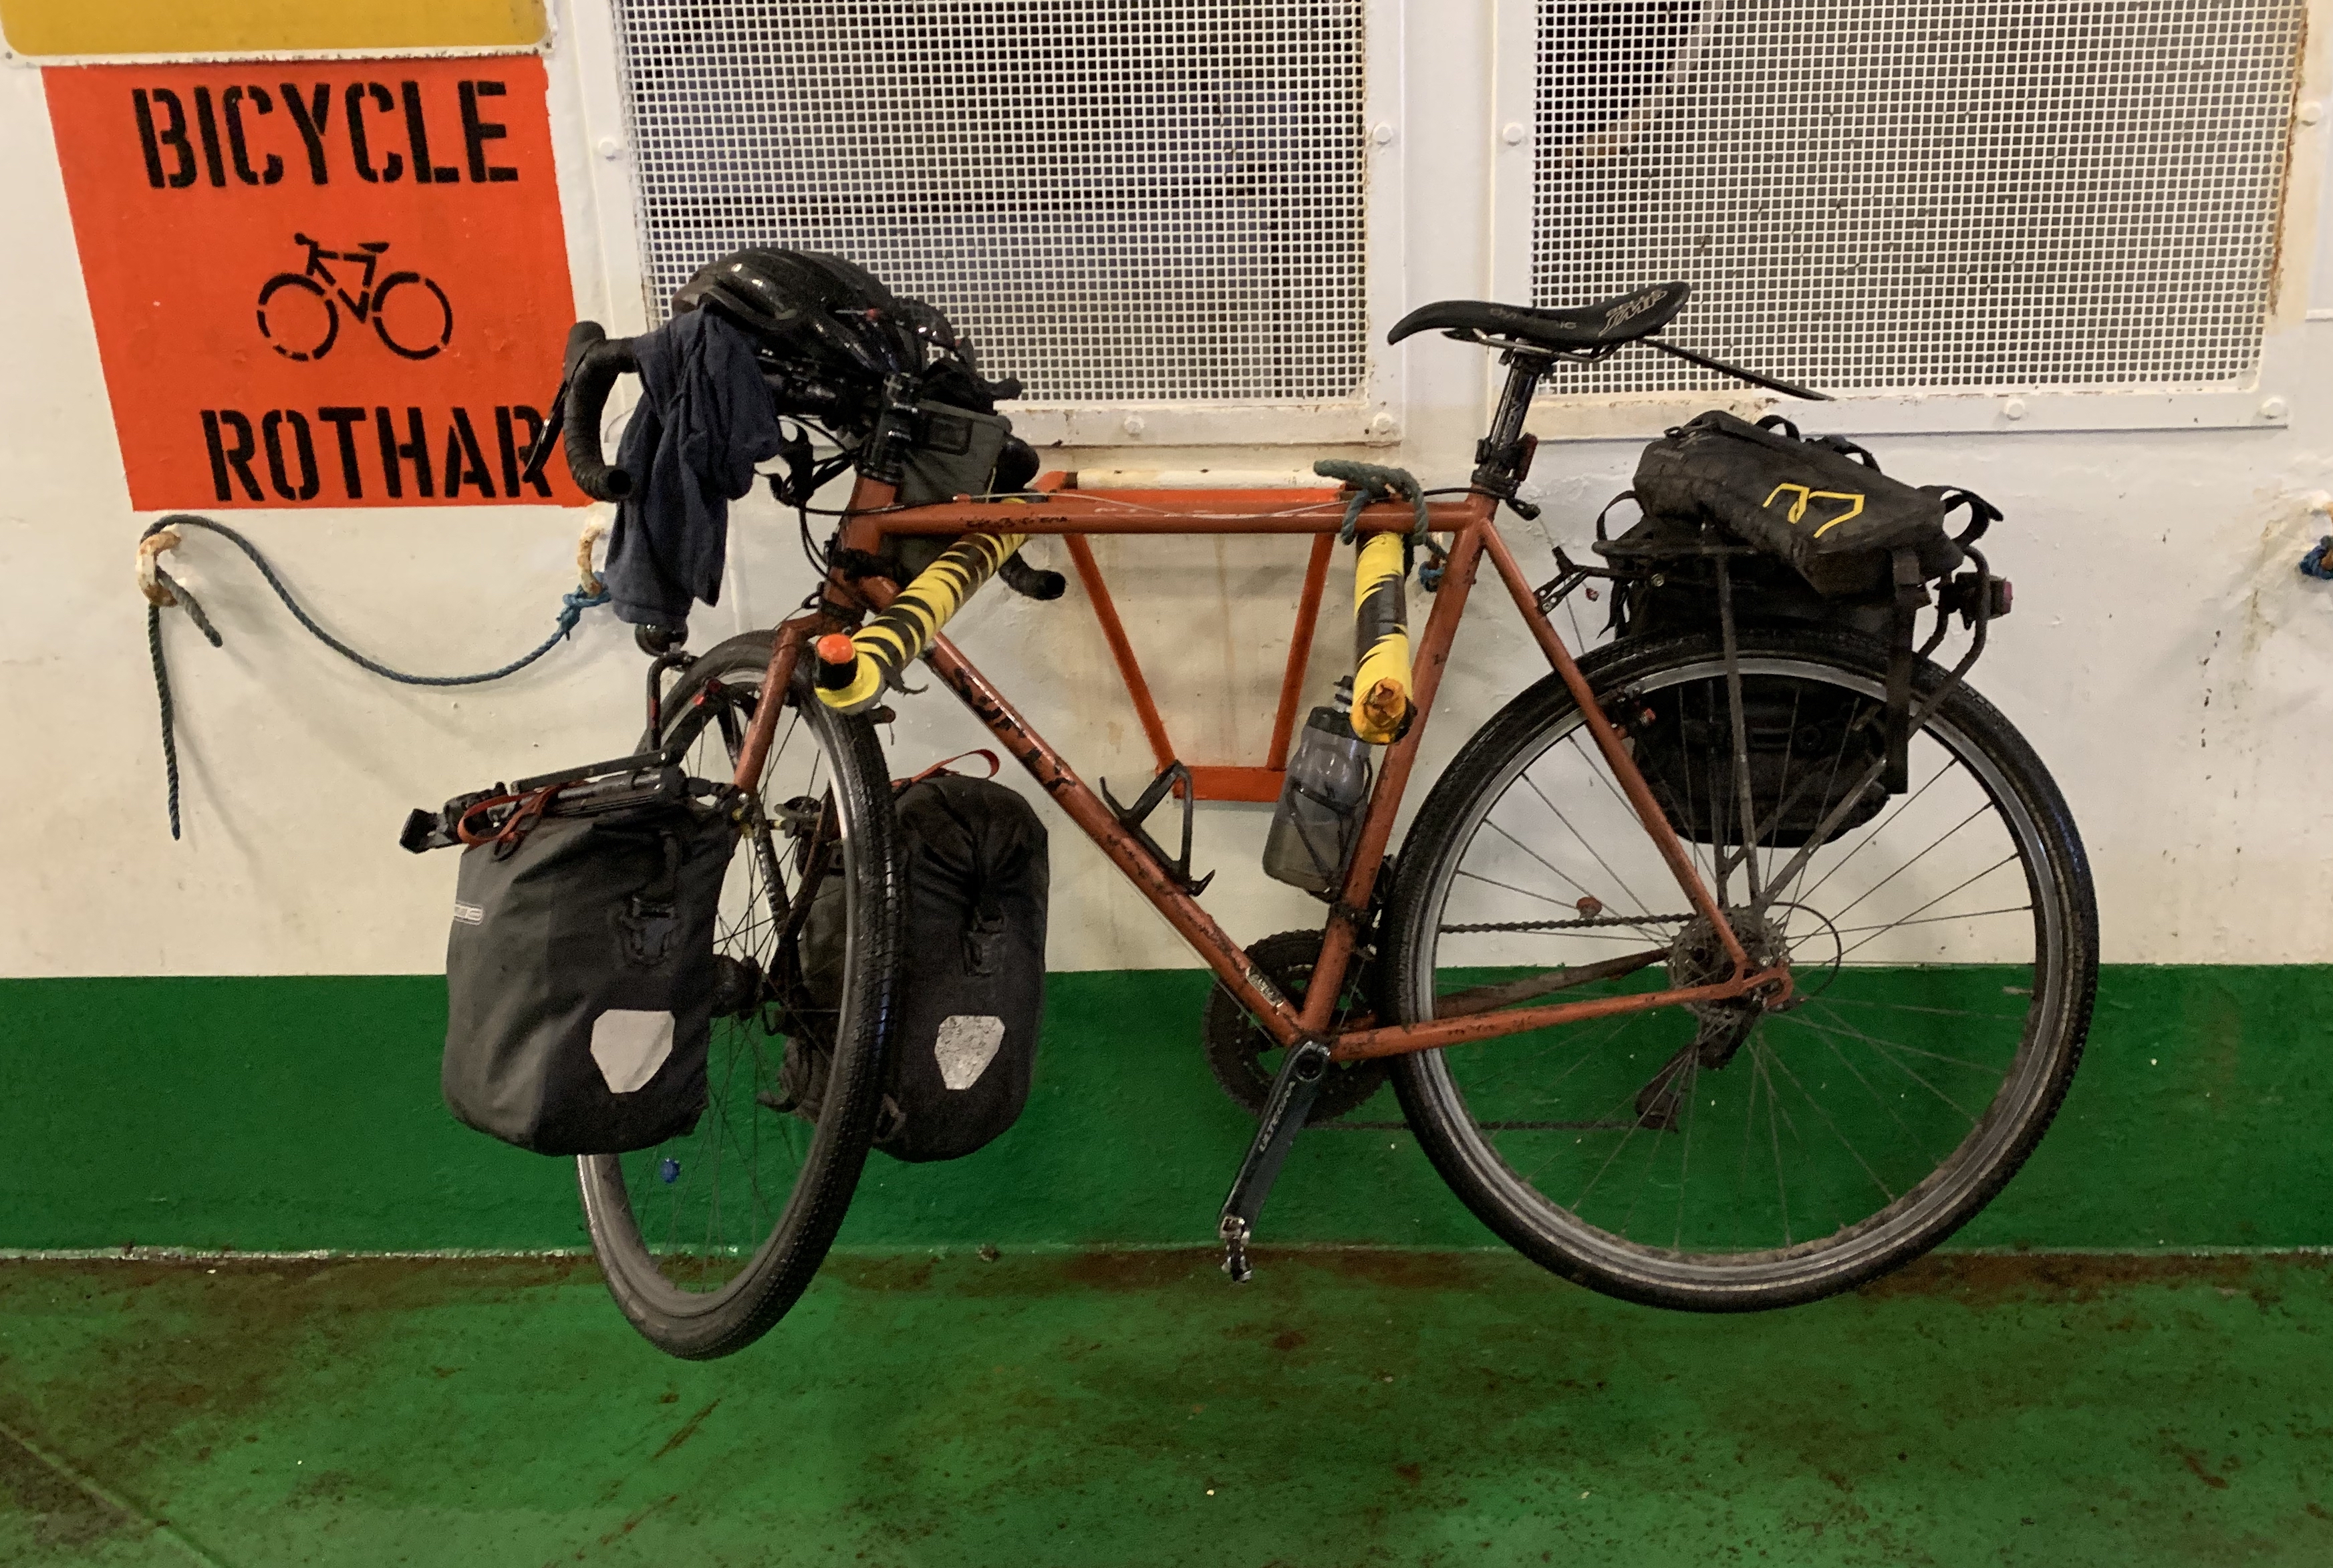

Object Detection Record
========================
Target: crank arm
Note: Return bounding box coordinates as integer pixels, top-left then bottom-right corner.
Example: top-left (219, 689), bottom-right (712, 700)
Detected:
top-left (1216, 1038), bottom-right (1332, 1283)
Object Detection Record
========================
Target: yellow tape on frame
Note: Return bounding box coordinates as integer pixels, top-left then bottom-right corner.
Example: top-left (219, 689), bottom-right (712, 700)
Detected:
top-left (1, 0), bottom-right (547, 57)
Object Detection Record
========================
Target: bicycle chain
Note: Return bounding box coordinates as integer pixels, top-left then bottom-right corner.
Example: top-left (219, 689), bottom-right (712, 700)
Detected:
top-left (1438, 913), bottom-right (1695, 935)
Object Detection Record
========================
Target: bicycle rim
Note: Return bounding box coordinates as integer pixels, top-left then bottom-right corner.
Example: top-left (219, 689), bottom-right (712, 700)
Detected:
top-left (1388, 630), bottom-right (2095, 1309)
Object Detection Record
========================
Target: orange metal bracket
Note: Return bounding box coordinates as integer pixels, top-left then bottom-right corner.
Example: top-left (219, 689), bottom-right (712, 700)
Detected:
top-left (1063, 525), bottom-right (1338, 804)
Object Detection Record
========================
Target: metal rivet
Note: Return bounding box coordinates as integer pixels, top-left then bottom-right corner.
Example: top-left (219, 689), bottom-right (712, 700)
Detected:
top-left (597, 137), bottom-right (624, 161)
top-left (1502, 122), bottom-right (1527, 146)
top-left (1369, 412), bottom-right (1397, 436)
top-left (2002, 398), bottom-right (2028, 421)
top-left (1371, 122), bottom-right (1395, 146)
top-left (1122, 415), bottom-right (1145, 437)
top-left (2300, 101), bottom-right (2325, 126)
top-left (2261, 396), bottom-right (2289, 420)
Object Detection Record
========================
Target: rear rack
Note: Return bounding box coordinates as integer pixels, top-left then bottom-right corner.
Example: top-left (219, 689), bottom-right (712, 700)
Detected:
top-left (398, 746), bottom-right (720, 854)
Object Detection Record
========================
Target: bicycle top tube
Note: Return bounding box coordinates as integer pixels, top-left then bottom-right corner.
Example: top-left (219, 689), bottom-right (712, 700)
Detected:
top-left (840, 351), bottom-right (1548, 544)
top-left (855, 486), bottom-right (1485, 537)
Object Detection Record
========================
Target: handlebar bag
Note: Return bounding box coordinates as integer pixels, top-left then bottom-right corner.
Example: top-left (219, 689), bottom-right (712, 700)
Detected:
top-left (896, 401), bottom-right (1016, 507)
top-left (783, 772), bottom-right (1049, 1163)
top-left (1633, 410), bottom-right (1963, 598)
top-left (442, 799), bottom-right (736, 1154)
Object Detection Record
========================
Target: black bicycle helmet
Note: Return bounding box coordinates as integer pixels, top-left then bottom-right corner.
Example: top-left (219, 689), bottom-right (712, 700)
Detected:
top-left (672, 248), bottom-right (927, 379)
top-left (672, 247), bottom-right (1019, 428)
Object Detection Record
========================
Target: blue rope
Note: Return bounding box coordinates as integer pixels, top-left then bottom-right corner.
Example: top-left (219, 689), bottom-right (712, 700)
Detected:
top-left (142, 513), bottom-right (608, 839)
top-left (2300, 535), bottom-right (2333, 581)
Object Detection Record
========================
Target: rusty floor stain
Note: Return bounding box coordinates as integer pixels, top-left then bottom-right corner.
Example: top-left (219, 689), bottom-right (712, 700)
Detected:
top-left (2, 1249), bottom-right (2330, 1565)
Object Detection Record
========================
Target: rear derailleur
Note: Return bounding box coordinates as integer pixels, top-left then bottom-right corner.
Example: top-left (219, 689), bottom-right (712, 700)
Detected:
top-left (1633, 909), bottom-right (1792, 1130)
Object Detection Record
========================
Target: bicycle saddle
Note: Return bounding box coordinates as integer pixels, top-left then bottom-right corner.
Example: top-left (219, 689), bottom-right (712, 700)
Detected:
top-left (1388, 282), bottom-right (1691, 353)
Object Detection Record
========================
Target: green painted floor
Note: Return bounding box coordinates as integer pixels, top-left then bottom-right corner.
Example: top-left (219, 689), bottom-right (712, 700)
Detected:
top-left (3, 1251), bottom-right (2330, 1566)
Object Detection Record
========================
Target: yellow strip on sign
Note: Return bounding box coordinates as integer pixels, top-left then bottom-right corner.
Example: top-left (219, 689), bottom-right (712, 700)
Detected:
top-left (819, 533), bottom-right (1028, 714)
top-left (1350, 532), bottom-right (1412, 745)
top-left (0, 0), bottom-right (547, 56)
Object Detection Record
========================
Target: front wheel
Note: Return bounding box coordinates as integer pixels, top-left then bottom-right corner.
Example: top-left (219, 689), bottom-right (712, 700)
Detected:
top-left (577, 631), bottom-right (902, 1358)
top-left (1383, 626), bottom-right (2096, 1311)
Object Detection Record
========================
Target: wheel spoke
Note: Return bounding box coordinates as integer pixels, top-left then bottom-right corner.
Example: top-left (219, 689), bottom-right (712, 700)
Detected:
top-left (1759, 1037), bottom-right (1894, 1207)
top-left (1466, 1013), bottom-right (1637, 1110)
top-left (1798, 999), bottom-right (1981, 1124)
top-left (1476, 819), bottom-right (1615, 916)
top-left (1517, 768), bottom-right (1659, 923)
top-left (1788, 758), bottom-right (1960, 909)
top-left (1818, 904), bottom-right (2032, 940)
top-left (1771, 1009), bottom-right (2002, 1076)
top-left (1755, 1044), bottom-right (1792, 1245)
top-left (1833, 856), bottom-right (2022, 961)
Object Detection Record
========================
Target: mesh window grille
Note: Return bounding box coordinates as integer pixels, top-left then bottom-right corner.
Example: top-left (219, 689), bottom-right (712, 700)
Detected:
top-left (612, 0), bottom-right (1368, 404)
top-left (1533, 1), bottom-right (2308, 395)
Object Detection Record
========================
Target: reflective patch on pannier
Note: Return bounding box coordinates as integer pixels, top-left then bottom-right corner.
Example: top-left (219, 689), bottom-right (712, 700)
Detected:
top-left (590, 1009), bottom-right (677, 1095)
top-left (934, 1014), bottom-right (1006, 1090)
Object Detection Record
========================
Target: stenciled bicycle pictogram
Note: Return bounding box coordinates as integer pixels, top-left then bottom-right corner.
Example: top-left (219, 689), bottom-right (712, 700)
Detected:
top-left (255, 234), bottom-right (454, 363)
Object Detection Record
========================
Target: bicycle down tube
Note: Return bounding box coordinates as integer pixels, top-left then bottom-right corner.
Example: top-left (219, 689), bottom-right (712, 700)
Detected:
top-left (787, 474), bottom-right (1788, 1064)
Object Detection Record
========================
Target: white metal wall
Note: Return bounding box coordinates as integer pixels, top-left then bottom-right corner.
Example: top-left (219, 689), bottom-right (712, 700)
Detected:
top-left (1, 0), bottom-right (2329, 978)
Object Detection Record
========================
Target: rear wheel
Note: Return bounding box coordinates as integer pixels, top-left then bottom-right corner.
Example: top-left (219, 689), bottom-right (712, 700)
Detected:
top-left (1383, 627), bottom-right (2096, 1310)
top-left (577, 631), bottom-right (902, 1358)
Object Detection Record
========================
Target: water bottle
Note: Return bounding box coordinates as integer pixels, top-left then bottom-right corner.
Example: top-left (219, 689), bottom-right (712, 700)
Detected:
top-left (1262, 679), bottom-right (1375, 895)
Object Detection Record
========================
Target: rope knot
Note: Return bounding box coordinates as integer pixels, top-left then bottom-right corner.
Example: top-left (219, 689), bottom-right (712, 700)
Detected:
top-left (1312, 459), bottom-right (1447, 589)
top-left (1313, 459), bottom-right (1427, 546)
top-left (557, 585), bottom-right (613, 638)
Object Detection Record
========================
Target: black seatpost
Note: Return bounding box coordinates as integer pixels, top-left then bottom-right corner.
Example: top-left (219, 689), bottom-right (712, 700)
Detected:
top-left (1472, 355), bottom-right (1551, 498)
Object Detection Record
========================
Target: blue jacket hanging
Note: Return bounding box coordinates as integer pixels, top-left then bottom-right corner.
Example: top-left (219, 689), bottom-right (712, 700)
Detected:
top-left (603, 309), bottom-right (785, 627)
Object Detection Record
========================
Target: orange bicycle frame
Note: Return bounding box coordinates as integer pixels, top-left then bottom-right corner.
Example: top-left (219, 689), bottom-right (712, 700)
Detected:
top-left (730, 474), bottom-right (1790, 1064)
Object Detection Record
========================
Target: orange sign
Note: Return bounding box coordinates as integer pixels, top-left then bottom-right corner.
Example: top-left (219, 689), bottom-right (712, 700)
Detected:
top-left (46, 57), bottom-right (582, 508)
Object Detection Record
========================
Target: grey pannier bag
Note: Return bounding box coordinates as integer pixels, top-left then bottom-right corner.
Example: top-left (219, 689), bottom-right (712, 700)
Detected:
top-left (441, 795), bottom-right (736, 1154)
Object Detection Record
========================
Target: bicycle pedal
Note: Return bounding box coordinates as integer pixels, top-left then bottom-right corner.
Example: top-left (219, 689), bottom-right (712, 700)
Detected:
top-left (1100, 760), bottom-right (1214, 895)
top-left (1220, 1215), bottom-right (1252, 1284)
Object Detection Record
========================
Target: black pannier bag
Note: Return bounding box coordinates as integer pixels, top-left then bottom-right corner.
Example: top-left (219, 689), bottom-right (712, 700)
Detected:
top-left (1599, 411), bottom-right (2004, 845)
top-left (783, 770), bottom-right (1049, 1163)
top-left (1631, 410), bottom-right (1972, 597)
top-left (1623, 663), bottom-right (1894, 850)
top-left (441, 796), bottom-right (737, 1154)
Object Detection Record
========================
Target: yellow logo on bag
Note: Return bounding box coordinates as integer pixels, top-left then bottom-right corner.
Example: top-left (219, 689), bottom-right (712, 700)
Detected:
top-left (1764, 483), bottom-right (1866, 538)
